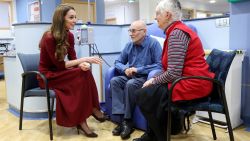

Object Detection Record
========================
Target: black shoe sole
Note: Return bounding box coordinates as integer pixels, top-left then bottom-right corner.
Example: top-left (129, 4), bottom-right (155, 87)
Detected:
top-left (120, 128), bottom-right (135, 140)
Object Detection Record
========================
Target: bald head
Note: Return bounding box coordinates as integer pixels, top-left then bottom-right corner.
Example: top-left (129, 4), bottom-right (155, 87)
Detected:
top-left (130, 20), bottom-right (147, 30)
top-left (128, 20), bottom-right (147, 45)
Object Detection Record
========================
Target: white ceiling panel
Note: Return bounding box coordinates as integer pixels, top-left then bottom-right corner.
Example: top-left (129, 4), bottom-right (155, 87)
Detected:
top-left (104, 0), bottom-right (229, 13)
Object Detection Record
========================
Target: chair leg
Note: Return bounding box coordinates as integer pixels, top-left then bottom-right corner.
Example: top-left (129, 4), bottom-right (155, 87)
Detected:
top-left (51, 98), bottom-right (55, 117)
top-left (221, 88), bottom-right (234, 141)
top-left (208, 111), bottom-right (217, 140)
top-left (224, 108), bottom-right (234, 141)
top-left (19, 96), bottom-right (24, 130)
top-left (47, 97), bottom-right (53, 140)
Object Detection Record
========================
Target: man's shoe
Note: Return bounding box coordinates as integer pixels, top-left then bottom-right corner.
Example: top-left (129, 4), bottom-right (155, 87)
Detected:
top-left (120, 121), bottom-right (134, 139)
top-left (132, 133), bottom-right (154, 141)
top-left (112, 124), bottom-right (122, 136)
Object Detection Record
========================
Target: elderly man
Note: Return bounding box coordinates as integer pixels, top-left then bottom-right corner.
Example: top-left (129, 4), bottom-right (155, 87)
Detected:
top-left (110, 20), bottom-right (162, 140)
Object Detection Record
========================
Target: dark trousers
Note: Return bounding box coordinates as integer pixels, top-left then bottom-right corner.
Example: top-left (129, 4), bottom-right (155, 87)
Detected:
top-left (110, 75), bottom-right (147, 119)
top-left (135, 84), bottom-right (169, 141)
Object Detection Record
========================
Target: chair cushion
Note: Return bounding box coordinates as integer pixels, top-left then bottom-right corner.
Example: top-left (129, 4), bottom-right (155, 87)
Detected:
top-left (178, 101), bottom-right (223, 113)
top-left (25, 87), bottom-right (56, 97)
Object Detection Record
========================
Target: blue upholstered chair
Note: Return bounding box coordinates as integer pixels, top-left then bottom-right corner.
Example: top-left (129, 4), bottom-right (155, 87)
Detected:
top-left (18, 53), bottom-right (56, 140)
top-left (166, 49), bottom-right (236, 141)
top-left (186, 24), bottom-right (197, 33)
top-left (104, 67), bottom-right (161, 130)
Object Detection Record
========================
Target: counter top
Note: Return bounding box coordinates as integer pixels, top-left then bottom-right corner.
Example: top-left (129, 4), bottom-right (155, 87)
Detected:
top-left (0, 38), bottom-right (14, 40)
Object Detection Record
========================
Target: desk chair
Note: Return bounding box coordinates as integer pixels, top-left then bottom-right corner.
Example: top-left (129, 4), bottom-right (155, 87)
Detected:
top-left (18, 53), bottom-right (56, 140)
top-left (0, 43), bottom-right (10, 54)
top-left (166, 49), bottom-right (236, 141)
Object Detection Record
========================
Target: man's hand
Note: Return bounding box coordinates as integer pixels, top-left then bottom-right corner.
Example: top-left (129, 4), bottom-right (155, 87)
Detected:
top-left (142, 78), bottom-right (154, 88)
top-left (125, 67), bottom-right (137, 77)
top-left (125, 68), bottom-right (133, 77)
top-left (130, 67), bottom-right (137, 75)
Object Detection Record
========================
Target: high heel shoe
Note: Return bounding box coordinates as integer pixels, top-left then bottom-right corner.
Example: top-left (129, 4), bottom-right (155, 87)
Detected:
top-left (77, 125), bottom-right (98, 138)
top-left (92, 113), bottom-right (109, 122)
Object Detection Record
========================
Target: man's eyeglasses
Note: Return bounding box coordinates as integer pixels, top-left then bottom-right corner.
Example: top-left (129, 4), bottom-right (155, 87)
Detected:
top-left (128, 29), bottom-right (144, 33)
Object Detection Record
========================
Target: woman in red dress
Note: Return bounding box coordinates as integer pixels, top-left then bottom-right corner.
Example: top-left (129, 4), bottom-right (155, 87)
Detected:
top-left (38, 4), bottom-right (106, 138)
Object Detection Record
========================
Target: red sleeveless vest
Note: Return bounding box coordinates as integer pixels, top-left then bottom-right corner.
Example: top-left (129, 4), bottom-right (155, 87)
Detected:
top-left (162, 21), bottom-right (215, 101)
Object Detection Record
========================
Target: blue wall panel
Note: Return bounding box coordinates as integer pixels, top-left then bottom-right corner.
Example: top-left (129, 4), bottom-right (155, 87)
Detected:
top-left (230, 1), bottom-right (250, 126)
top-left (16, 0), bottom-right (29, 22)
top-left (185, 19), bottom-right (229, 50)
top-left (40, 0), bottom-right (57, 22)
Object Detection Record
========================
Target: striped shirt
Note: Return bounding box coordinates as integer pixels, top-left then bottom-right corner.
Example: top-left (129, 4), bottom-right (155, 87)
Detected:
top-left (153, 29), bottom-right (190, 84)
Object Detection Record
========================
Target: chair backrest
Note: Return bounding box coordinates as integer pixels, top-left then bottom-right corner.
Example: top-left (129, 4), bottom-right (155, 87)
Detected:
top-left (206, 49), bottom-right (236, 86)
top-left (18, 53), bottom-right (40, 72)
top-left (18, 53), bottom-right (40, 90)
top-left (186, 24), bottom-right (197, 33)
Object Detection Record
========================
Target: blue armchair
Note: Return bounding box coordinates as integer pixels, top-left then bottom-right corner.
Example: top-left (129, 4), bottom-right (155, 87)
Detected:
top-left (104, 67), bottom-right (161, 130)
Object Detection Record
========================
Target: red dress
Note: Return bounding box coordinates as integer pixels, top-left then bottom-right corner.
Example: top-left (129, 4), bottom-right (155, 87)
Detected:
top-left (38, 31), bottom-right (100, 127)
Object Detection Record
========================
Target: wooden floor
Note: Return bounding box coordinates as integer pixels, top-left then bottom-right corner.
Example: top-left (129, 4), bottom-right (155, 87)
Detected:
top-left (0, 80), bottom-right (250, 141)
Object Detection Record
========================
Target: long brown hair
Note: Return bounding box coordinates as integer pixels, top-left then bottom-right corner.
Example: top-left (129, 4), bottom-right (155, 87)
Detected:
top-left (41, 4), bottom-right (75, 61)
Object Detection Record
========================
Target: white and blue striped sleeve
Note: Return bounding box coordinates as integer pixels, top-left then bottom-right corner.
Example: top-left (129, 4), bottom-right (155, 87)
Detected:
top-left (153, 29), bottom-right (190, 84)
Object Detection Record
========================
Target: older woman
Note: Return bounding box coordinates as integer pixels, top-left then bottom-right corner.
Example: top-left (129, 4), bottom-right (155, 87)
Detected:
top-left (133, 0), bottom-right (215, 141)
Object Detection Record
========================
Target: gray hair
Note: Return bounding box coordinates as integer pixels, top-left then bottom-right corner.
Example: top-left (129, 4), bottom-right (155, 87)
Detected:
top-left (156, 0), bottom-right (182, 21)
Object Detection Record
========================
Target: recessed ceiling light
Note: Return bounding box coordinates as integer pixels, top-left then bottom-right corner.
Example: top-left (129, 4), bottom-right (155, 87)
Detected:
top-left (209, 0), bottom-right (216, 3)
top-left (107, 0), bottom-right (115, 1)
top-left (128, 0), bottom-right (135, 3)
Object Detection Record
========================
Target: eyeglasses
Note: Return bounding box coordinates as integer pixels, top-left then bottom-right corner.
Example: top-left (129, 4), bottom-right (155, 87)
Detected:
top-left (128, 29), bottom-right (145, 33)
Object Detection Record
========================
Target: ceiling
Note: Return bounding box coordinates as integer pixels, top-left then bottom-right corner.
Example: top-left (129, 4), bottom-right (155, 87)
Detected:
top-left (104, 0), bottom-right (229, 13)
top-left (180, 0), bottom-right (229, 13)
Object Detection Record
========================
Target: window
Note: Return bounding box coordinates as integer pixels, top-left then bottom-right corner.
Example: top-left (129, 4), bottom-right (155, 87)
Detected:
top-left (0, 1), bottom-right (12, 29)
top-left (28, 1), bottom-right (40, 22)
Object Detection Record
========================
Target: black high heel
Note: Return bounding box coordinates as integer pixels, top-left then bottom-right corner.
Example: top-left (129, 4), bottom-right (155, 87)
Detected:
top-left (76, 125), bottom-right (98, 138)
top-left (92, 113), bottom-right (109, 122)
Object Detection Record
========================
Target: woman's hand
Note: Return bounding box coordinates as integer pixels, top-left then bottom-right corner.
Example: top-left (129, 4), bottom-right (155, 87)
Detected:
top-left (81, 56), bottom-right (102, 64)
top-left (79, 62), bottom-right (90, 71)
top-left (142, 78), bottom-right (155, 88)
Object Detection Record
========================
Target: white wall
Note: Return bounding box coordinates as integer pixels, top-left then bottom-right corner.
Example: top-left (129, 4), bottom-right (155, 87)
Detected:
top-left (0, 30), bottom-right (11, 38)
top-left (105, 2), bottom-right (139, 24)
top-left (139, 0), bottom-right (161, 23)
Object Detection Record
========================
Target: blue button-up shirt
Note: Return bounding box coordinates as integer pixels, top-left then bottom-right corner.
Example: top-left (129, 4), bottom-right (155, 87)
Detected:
top-left (115, 35), bottom-right (162, 76)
